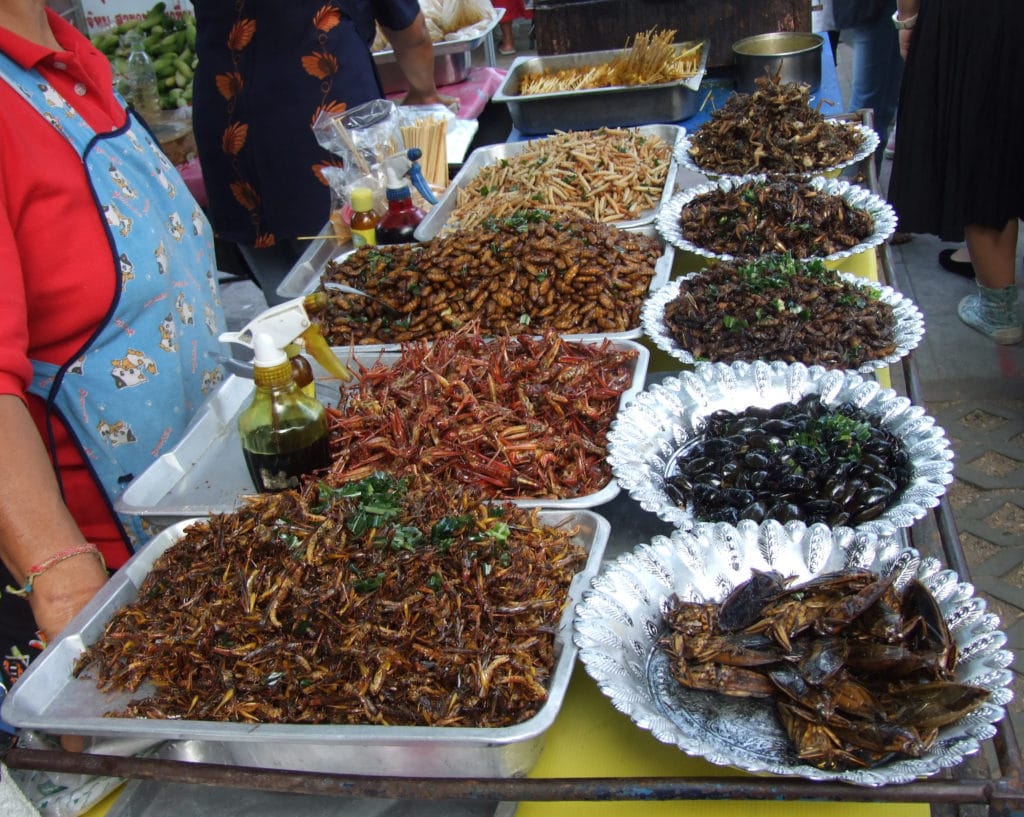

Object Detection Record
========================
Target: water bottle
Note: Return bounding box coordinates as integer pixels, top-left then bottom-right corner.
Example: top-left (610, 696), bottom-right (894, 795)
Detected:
top-left (121, 29), bottom-right (159, 121)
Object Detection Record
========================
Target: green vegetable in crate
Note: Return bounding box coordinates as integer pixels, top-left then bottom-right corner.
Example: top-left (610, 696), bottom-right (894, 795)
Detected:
top-left (91, 2), bottom-right (198, 111)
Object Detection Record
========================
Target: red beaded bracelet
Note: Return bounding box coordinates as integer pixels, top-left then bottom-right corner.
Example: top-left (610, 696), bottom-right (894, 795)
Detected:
top-left (5, 543), bottom-right (107, 598)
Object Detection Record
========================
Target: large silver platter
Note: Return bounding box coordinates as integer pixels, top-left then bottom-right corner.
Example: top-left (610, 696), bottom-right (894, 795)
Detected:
top-left (641, 270), bottom-right (926, 374)
top-left (673, 121), bottom-right (879, 180)
top-left (656, 174), bottom-right (897, 263)
top-left (606, 361), bottom-right (954, 536)
top-left (573, 522), bottom-right (1013, 786)
top-left (3, 509), bottom-right (609, 779)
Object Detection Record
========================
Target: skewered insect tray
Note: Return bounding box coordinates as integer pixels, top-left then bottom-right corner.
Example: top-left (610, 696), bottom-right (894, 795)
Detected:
top-left (606, 360), bottom-right (954, 537)
top-left (413, 124), bottom-right (684, 241)
top-left (492, 42), bottom-right (708, 135)
top-left (114, 339), bottom-right (650, 529)
top-left (2, 509), bottom-right (609, 779)
top-left (640, 270), bottom-right (926, 374)
top-left (573, 523), bottom-right (1012, 786)
top-left (656, 174), bottom-right (897, 264)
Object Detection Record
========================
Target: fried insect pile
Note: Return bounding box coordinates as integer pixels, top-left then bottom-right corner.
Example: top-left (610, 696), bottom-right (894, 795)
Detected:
top-left (325, 330), bottom-right (637, 498)
top-left (519, 30), bottom-right (702, 95)
top-left (74, 475), bottom-right (587, 726)
top-left (661, 254), bottom-right (897, 368)
top-left (666, 396), bottom-right (912, 527)
top-left (661, 569), bottom-right (989, 771)
top-left (687, 75), bottom-right (864, 175)
top-left (677, 178), bottom-right (874, 259)
top-left (318, 210), bottom-right (661, 345)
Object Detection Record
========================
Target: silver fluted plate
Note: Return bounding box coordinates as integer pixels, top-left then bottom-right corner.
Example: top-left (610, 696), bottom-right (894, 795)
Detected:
top-left (655, 174), bottom-right (897, 263)
top-left (573, 522), bottom-right (1013, 786)
top-left (640, 271), bottom-right (926, 374)
top-left (606, 361), bottom-right (954, 536)
top-left (673, 121), bottom-right (879, 180)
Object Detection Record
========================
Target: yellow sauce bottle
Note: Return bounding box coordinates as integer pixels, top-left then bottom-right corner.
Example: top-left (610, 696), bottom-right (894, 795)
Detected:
top-left (349, 187), bottom-right (378, 248)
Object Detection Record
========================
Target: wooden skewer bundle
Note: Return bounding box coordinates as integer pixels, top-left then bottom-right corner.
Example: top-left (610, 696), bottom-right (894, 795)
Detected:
top-left (400, 115), bottom-right (449, 191)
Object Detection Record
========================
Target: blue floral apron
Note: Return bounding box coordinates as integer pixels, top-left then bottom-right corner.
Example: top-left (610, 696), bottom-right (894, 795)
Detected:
top-left (0, 55), bottom-right (226, 548)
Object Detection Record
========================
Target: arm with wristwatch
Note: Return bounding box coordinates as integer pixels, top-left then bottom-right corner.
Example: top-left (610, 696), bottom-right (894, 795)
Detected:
top-left (893, 1), bottom-right (920, 57)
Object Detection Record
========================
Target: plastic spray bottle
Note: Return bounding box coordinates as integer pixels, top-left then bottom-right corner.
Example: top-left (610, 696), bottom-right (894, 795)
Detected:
top-left (235, 333), bottom-right (330, 493)
top-left (376, 148), bottom-right (439, 245)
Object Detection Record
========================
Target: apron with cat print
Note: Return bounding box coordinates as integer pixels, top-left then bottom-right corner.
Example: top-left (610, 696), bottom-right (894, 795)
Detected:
top-left (0, 54), bottom-right (227, 547)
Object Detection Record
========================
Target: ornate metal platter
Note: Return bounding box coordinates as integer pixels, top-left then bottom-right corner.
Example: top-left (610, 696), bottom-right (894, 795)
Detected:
top-left (655, 174), bottom-right (897, 264)
top-left (606, 361), bottom-right (954, 536)
top-left (573, 521), bottom-right (1013, 786)
top-left (640, 271), bottom-right (926, 374)
top-left (672, 122), bottom-right (879, 180)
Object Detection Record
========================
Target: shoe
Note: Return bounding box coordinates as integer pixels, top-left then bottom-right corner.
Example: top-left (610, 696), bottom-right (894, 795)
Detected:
top-left (938, 248), bottom-right (975, 278)
top-left (498, 45), bottom-right (517, 55)
top-left (958, 284), bottom-right (1024, 345)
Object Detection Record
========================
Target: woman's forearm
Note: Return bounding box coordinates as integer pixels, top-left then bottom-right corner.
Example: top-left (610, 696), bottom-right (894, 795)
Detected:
top-left (0, 394), bottom-right (108, 639)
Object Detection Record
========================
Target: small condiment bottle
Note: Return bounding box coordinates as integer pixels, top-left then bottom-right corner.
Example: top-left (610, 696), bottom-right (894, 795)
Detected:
top-left (349, 187), bottom-right (378, 247)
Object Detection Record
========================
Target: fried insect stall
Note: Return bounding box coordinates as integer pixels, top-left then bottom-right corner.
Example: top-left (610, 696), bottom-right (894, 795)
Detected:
top-left (661, 569), bottom-right (989, 771)
top-left (687, 75), bottom-right (864, 175)
top-left (325, 330), bottom-right (638, 498)
top-left (317, 210), bottom-right (662, 345)
top-left (660, 254), bottom-right (897, 368)
top-left (74, 475), bottom-right (587, 727)
top-left (677, 177), bottom-right (874, 259)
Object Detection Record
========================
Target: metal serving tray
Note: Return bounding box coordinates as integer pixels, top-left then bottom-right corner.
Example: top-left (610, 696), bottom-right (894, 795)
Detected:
top-left (113, 340), bottom-right (649, 528)
top-left (2, 509), bottom-right (609, 779)
top-left (276, 227), bottom-right (674, 347)
top-left (413, 124), bottom-right (684, 240)
top-left (492, 41), bottom-right (708, 135)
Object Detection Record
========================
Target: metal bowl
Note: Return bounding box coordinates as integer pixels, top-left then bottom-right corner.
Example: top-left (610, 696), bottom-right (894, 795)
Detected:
top-left (606, 360), bottom-right (954, 536)
top-left (640, 270), bottom-right (926, 374)
top-left (573, 524), bottom-right (1013, 786)
top-left (733, 32), bottom-right (824, 94)
top-left (655, 174), bottom-right (897, 264)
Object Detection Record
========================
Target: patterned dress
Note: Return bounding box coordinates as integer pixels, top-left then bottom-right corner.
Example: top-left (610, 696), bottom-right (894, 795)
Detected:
top-left (191, 0), bottom-right (422, 247)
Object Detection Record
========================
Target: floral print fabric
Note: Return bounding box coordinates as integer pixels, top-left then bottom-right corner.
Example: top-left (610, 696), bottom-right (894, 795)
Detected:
top-left (192, 1), bottom-right (421, 246)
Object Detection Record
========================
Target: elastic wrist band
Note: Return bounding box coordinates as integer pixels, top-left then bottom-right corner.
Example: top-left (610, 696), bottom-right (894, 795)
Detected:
top-left (5, 543), bottom-right (107, 598)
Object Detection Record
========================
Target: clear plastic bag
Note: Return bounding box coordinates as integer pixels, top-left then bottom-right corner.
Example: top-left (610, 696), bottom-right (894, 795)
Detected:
top-left (312, 99), bottom-right (405, 238)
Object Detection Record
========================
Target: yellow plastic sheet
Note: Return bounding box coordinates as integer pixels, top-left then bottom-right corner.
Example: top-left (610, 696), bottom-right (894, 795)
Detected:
top-left (520, 666), bottom-right (929, 817)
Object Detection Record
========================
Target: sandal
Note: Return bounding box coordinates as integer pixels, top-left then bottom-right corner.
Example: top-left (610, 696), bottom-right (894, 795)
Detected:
top-left (498, 45), bottom-right (517, 55)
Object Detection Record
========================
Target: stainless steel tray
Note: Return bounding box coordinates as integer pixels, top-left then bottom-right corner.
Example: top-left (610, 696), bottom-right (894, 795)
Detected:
top-left (493, 41), bottom-right (708, 135)
top-left (113, 340), bottom-right (650, 528)
top-left (2, 509), bottom-right (609, 779)
top-left (413, 124), bottom-right (685, 240)
top-left (373, 8), bottom-right (501, 65)
top-left (277, 227), bottom-right (674, 346)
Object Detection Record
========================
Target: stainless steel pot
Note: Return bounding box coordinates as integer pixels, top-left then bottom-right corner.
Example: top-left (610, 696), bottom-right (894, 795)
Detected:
top-left (732, 32), bottom-right (824, 93)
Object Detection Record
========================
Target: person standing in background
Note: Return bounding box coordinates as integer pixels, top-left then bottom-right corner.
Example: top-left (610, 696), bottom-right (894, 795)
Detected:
top-left (811, 0), bottom-right (839, 66)
top-left (191, 1), bottom-right (445, 306)
top-left (888, 0), bottom-right (1023, 344)
top-left (833, 0), bottom-right (903, 172)
top-left (492, 0), bottom-right (531, 55)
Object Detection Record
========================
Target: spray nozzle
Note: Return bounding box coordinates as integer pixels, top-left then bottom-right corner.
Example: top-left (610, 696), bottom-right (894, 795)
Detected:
top-left (219, 296), bottom-right (352, 381)
top-left (382, 147), bottom-right (438, 205)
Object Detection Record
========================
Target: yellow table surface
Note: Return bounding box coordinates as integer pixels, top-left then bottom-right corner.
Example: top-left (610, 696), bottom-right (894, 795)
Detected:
top-left (520, 666), bottom-right (929, 817)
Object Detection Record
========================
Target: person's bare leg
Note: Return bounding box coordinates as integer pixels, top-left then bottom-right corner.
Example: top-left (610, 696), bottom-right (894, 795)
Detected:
top-left (965, 220), bottom-right (1017, 289)
top-left (957, 220), bottom-right (1022, 344)
top-left (498, 20), bottom-right (515, 53)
